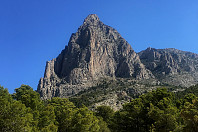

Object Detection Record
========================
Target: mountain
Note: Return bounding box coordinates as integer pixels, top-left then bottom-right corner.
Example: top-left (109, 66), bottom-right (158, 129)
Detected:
top-left (37, 14), bottom-right (198, 110)
top-left (138, 48), bottom-right (198, 87)
top-left (37, 14), bottom-right (153, 100)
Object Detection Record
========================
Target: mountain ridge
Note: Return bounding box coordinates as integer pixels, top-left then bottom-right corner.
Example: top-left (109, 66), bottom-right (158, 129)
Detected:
top-left (37, 14), bottom-right (198, 108)
top-left (138, 47), bottom-right (198, 87)
top-left (37, 14), bottom-right (154, 100)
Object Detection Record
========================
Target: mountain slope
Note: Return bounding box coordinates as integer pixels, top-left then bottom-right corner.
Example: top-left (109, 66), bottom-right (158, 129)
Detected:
top-left (138, 47), bottom-right (198, 87)
top-left (37, 14), bottom-right (153, 100)
top-left (37, 15), bottom-right (198, 110)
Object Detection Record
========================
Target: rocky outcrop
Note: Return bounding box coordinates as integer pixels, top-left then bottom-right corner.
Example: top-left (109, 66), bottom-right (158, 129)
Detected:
top-left (38, 14), bottom-right (198, 101)
top-left (37, 14), bottom-right (153, 100)
top-left (139, 48), bottom-right (198, 86)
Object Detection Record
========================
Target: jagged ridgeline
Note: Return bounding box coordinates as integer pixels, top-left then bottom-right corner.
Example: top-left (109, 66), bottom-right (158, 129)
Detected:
top-left (37, 14), bottom-right (198, 109)
top-left (37, 14), bottom-right (154, 100)
top-left (139, 48), bottom-right (198, 87)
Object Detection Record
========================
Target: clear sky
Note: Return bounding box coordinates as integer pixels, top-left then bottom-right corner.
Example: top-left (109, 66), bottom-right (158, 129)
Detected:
top-left (0, 0), bottom-right (198, 93)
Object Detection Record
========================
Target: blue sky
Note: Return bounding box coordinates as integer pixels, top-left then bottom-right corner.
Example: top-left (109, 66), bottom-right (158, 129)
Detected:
top-left (0, 0), bottom-right (198, 93)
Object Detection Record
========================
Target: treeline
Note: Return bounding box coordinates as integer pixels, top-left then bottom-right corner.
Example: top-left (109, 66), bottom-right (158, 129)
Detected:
top-left (1, 84), bottom-right (198, 132)
top-left (0, 85), bottom-right (110, 132)
top-left (175, 84), bottom-right (198, 99)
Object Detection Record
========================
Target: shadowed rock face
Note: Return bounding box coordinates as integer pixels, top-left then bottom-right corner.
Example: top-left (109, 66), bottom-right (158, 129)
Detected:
top-left (37, 14), bottom-right (153, 99)
top-left (139, 48), bottom-right (198, 86)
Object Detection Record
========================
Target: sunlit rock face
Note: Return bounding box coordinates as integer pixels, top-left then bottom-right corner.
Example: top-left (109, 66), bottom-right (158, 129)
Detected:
top-left (139, 48), bottom-right (198, 87)
top-left (37, 14), bottom-right (153, 100)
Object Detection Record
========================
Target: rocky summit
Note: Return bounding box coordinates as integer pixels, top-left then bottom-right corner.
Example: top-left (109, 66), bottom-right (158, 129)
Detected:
top-left (37, 14), bottom-right (153, 100)
top-left (37, 14), bottom-right (198, 105)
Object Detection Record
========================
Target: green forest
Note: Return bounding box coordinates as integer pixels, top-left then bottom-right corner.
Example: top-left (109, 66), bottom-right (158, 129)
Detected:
top-left (1, 84), bottom-right (198, 132)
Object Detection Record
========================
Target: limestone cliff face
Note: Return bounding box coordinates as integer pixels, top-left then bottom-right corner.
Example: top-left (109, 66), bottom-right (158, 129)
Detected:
top-left (139, 48), bottom-right (198, 86)
top-left (37, 14), bottom-right (153, 99)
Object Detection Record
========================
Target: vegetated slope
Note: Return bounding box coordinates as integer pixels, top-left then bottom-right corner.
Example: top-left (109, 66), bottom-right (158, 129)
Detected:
top-left (3, 84), bottom-right (198, 132)
top-left (175, 84), bottom-right (198, 99)
top-left (69, 78), bottom-right (183, 110)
